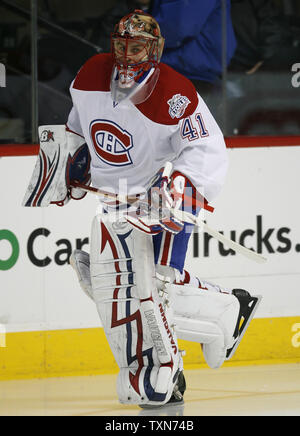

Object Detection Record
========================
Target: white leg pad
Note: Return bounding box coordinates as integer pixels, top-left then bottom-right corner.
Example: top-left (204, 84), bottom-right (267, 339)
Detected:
top-left (70, 249), bottom-right (93, 300)
top-left (90, 214), bottom-right (181, 406)
top-left (166, 284), bottom-right (240, 369)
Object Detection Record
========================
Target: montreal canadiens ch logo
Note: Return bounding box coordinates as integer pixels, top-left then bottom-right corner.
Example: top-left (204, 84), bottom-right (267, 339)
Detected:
top-left (89, 119), bottom-right (133, 167)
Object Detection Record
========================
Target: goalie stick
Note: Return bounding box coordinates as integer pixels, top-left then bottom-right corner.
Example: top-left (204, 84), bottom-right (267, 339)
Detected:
top-left (70, 162), bottom-right (267, 264)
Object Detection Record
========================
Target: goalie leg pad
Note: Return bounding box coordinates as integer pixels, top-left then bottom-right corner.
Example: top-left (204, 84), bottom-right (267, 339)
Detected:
top-left (167, 284), bottom-right (241, 369)
top-left (90, 214), bottom-right (181, 406)
top-left (70, 249), bottom-right (93, 300)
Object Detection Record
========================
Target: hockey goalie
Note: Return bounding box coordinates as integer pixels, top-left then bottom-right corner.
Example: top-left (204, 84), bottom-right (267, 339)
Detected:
top-left (23, 10), bottom-right (261, 408)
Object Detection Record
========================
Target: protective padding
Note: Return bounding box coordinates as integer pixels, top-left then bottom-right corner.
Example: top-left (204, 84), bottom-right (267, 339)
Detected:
top-left (167, 284), bottom-right (240, 369)
top-left (90, 214), bottom-right (181, 406)
top-left (70, 250), bottom-right (93, 300)
top-left (22, 125), bottom-right (85, 207)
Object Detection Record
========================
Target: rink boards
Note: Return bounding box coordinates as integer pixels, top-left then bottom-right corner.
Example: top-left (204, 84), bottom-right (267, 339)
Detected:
top-left (1, 141), bottom-right (300, 379)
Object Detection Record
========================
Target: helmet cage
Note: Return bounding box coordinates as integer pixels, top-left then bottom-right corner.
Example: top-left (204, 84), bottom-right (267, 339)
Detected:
top-left (111, 34), bottom-right (160, 84)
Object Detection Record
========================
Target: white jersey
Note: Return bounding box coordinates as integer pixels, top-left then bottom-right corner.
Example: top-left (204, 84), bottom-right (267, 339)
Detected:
top-left (67, 54), bottom-right (228, 202)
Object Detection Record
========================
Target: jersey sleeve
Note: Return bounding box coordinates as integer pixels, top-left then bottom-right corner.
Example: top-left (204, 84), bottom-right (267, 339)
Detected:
top-left (65, 78), bottom-right (85, 137)
top-left (66, 54), bottom-right (113, 138)
top-left (66, 104), bottom-right (84, 138)
top-left (170, 94), bottom-right (228, 203)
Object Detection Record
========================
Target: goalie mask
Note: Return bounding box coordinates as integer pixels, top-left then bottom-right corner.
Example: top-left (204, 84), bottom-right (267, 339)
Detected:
top-left (111, 10), bottom-right (164, 106)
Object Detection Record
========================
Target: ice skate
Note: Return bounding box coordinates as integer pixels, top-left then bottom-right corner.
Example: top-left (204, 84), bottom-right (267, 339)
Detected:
top-left (166, 371), bottom-right (186, 405)
top-left (226, 289), bottom-right (262, 360)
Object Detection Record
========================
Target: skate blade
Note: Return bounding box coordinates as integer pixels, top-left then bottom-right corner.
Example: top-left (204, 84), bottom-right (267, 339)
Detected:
top-left (226, 295), bottom-right (262, 360)
top-left (139, 399), bottom-right (184, 410)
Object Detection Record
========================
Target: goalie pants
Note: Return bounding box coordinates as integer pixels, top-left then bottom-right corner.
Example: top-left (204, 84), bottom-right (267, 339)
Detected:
top-left (153, 221), bottom-right (194, 274)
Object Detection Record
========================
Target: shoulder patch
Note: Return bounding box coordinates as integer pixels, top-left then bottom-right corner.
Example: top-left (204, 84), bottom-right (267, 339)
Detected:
top-left (167, 94), bottom-right (191, 119)
top-left (135, 63), bottom-right (198, 125)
